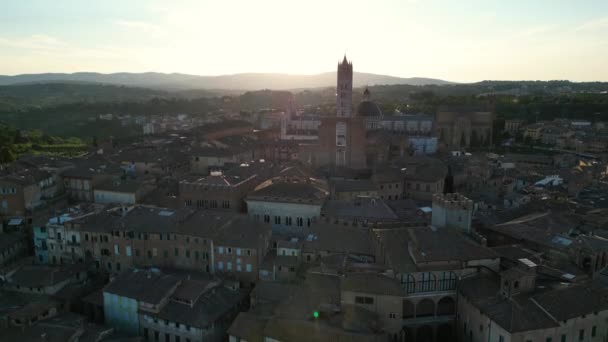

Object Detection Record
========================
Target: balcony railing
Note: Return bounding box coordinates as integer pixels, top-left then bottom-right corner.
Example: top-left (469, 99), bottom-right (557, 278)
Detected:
top-left (401, 314), bottom-right (455, 325)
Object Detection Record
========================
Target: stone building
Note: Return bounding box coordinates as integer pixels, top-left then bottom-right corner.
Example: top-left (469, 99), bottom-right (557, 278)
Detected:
top-left (300, 56), bottom-right (367, 170)
top-left (431, 193), bottom-right (474, 233)
top-left (179, 170), bottom-right (258, 213)
top-left (363, 227), bottom-right (499, 341)
top-left (246, 179), bottom-right (328, 236)
top-left (436, 105), bottom-right (494, 149)
top-left (458, 264), bottom-right (608, 342)
top-left (66, 206), bottom-right (271, 284)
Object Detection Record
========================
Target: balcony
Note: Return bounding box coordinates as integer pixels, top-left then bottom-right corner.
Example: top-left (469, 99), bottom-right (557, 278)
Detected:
top-left (402, 314), bottom-right (455, 326)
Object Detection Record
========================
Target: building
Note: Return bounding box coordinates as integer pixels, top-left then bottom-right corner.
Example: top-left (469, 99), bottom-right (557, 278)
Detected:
top-left (431, 193), bottom-right (473, 233)
top-left (61, 161), bottom-right (123, 202)
top-left (458, 268), bottom-right (608, 342)
top-left (397, 157), bottom-right (448, 201)
top-left (93, 177), bottom-right (155, 205)
top-left (504, 119), bottom-right (525, 134)
top-left (3, 263), bottom-right (88, 296)
top-left (371, 227), bottom-right (499, 340)
top-left (70, 206), bottom-right (271, 283)
top-left (103, 269), bottom-right (181, 335)
top-left (104, 268), bottom-right (247, 341)
top-left (0, 168), bottom-right (60, 216)
top-left (329, 179), bottom-right (378, 200)
top-left (0, 232), bottom-right (28, 268)
top-left (336, 55), bottom-right (353, 118)
top-left (436, 105), bottom-right (494, 148)
top-left (246, 179), bottom-right (328, 236)
top-left (179, 170), bottom-right (258, 213)
top-left (300, 56), bottom-right (367, 170)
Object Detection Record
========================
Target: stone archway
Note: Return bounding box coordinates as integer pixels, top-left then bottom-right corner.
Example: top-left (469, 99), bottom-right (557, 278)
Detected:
top-left (416, 298), bottom-right (435, 317)
top-left (437, 296), bottom-right (456, 316)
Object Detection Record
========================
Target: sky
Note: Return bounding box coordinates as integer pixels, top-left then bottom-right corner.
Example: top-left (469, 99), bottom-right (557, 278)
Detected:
top-left (1, 0), bottom-right (607, 82)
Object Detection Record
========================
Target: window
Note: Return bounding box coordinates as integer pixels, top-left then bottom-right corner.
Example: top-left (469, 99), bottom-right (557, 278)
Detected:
top-left (218, 262), bottom-right (223, 270)
top-left (246, 264), bottom-right (252, 272)
top-left (164, 250), bottom-right (168, 258)
top-left (297, 217), bottom-right (303, 226)
top-left (222, 200), bottom-right (230, 209)
top-left (546, 338), bottom-right (552, 342)
top-left (126, 246), bottom-right (132, 257)
top-left (561, 334), bottom-right (566, 342)
top-left (85, 234), bottom-right (89, 241)
top-left (592, 326), bottom-right (597, 337)
top-left (285, 216), bottom-right (292, 226)
top-left (274, 216), bottom-right (281, 224)
top-left (355, 296), bottom-right (374, 305)
top-left (218, 247), bottom-right (224, 254)
top-left (247, 249), bottom-right (251, 256)
top-left (237, 264), bottom-right (242, 272)
top-left (195, 251), bottom-right (200, 260)
top-left (263, 215), bottom-right (270, 223)
top-left (579, 329), bottom-right (584, 341)
top-left (148, 250), bottom-right (152, 259)
top-left (185, 250), bottom-right (190, 258)
top-left (389, 313), bottom-right (396, 319)
top-left (154, 331), bottom-right (159, 341)
top-left (174, 248), bottom-right (179, 257)
top-left (227, 247), bottom-right (232, 254)
top-left (499, 336), bottom-right (504, 342)
top-left (227, 262), bottom-right (232, 271)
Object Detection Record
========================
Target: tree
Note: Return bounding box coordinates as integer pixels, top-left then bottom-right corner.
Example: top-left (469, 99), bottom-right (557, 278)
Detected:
top-left (0, 146), bottom-right (16, 164)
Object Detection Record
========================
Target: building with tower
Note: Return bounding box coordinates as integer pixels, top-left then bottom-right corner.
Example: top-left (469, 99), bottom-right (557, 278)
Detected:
top-left (302, 55), bottom-right (367, 170)
top-left (336, 55), bottom-right (353, 118)
top-left (431, 192), bottom-right (473, 232)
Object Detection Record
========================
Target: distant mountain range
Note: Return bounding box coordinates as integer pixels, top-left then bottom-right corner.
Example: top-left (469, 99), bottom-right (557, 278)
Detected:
top-left (0, 71), bottom-right (454, 90)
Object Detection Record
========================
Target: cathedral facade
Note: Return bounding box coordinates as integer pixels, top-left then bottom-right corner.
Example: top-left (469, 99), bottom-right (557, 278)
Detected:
top-left (301, 56), bottom-right (367, 169)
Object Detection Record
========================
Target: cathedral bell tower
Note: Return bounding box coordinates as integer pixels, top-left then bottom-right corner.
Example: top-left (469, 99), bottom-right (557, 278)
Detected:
top-left (336, 55), bottom-right (353, 117)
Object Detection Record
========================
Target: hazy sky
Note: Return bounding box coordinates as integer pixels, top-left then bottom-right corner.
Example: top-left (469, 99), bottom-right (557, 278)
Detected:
top-left (1, 0), bottom-right (607, 82)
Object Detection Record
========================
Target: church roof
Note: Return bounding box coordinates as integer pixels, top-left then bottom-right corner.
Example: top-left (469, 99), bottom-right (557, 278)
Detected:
top-left (357, 101), bottom-right (382, 117)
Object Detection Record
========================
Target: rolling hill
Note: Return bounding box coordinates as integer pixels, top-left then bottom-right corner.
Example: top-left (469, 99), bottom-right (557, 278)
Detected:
top-left (0, 71), bottom-right (454, 90)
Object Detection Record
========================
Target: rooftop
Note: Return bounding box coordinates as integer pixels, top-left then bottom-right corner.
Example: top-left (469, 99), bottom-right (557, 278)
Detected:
top-left (247, 179), bottom-right (328, 205)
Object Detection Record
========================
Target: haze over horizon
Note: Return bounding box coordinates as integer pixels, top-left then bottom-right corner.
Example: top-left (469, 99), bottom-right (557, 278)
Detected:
top-left (2, 0), bottom-right (608, 82)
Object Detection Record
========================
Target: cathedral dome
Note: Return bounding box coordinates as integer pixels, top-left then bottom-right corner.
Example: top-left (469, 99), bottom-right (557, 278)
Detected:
top-left (357, 87), bottom-right (382, 117)
top-left (357, 100), bottom-right (382, 117)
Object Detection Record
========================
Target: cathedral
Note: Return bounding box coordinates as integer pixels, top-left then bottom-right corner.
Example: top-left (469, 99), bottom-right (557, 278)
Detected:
top-left (314, 56), bottom-right (367, 169)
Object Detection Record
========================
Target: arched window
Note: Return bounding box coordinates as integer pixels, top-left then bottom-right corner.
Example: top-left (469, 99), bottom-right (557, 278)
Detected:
top-left (439, 272), bottom-right (457, 290)
top-left (418, 272), bottom-right (436, 292)
top-left (402, 274), bottom-right (416, 293)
